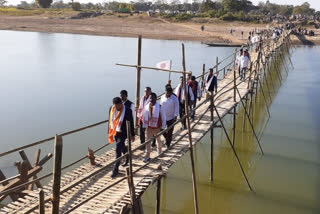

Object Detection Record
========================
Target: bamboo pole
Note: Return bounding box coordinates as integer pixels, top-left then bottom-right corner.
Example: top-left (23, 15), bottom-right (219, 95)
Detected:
top-left (210, 91), bottom-right (214, 182)
top-left (212, 102), bottom-right (253, 192)
top-left (181, 43), bottom-right (199, 214)
top-left (233, 49), bottom-right (237, 146)
top-left (51, 135), bottom-right (63, 214)
top-left (39, 189), bottom-right (44, 214)
top-left (135, 35), bottom-right (142, 133)
top-left (126, 121), bottom-right (136, 214)
top-left (155, 176), bottom-right (161, 214)
top-left (257, 76), bottom-right (271, 118)
top-left (201, 64), bottom-right (205, 90)
top-left (116, 63), bottom-right (191, 74)
top-left (235, 85), bottom-right (264, 155)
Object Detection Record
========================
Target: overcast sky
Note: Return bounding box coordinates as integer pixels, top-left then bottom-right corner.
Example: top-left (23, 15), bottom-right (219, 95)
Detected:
top-left (7, 0), bottom-right (320, 11)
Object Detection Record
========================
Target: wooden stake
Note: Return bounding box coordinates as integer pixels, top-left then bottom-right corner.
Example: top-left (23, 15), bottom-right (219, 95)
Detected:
top-left (182, 43), bottom-right (199, 214)
top-left (39, 189), bottom-right (45, 214)
top-left (212, 103), bottom-right (253, 192)
top-left (135, 35), bottom-right (142, 133)
top-left (126, 121), bottom-right (136, 214)
top-left (155, 176), bottom-right (161, 214)
top-left (51, 135), bottom-right (63, 214)
top-left (201, 64), bottom-right (205, 90)
top-left (235, 85), bottom-right (264, 155)
top-left (233, 49), bottom-right (237, 146)
top-left (210, 91), bottom-right (214, 182)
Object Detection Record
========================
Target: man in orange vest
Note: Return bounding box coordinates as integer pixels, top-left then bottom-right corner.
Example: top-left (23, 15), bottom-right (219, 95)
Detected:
top-left (108, 97), bottom-right (135, 178)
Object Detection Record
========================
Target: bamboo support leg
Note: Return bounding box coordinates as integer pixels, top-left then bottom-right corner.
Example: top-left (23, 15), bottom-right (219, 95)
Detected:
top-left (155, 176), bottom-right (161, 214)
top-left (182, 43), bottom-right (199, 214)
top-left (212, 103), bottom-right (253, 192)
top-left (235, 85), bottom-right (264, 155)
top-left (52, 135), bottom-right (63, 214)
top-left (210, 91), bottom-right (214, 182)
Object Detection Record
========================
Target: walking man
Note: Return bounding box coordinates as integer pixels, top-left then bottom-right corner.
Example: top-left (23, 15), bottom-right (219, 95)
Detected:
top-left (142, 93), bottom-right (166, 162)
top-left (236, 49), bottom-right (243, 77)
top-left (188, 75), bottom-right (201, 120)
top-left (239, 50), bottom-right (250, 81)
top-left (160, 85), bottom-right (179, 148)
top-left (137, 87), bottom-right (152, 148)
top-left (120, 90), bottom-right (135, 120)
top-left (205, 68), bottom-right (218, 94)
top-left (175, 76), bottom-right (194, 129)
top-left (108, 97), bottom-right (135, 178)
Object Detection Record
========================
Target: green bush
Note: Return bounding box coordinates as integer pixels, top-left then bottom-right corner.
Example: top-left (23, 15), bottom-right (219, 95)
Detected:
top-left (219, 12), bottom-right (235, 21)
top-left (173, 13), bottom-right (193, 21)
top-left (207, 9), bottom-right (216, 18)
top-left (71, 2), bottom-right (81, 11)
top-left (194, 12), bottom-right (209, 18)
top-left (160, 13), bottom-right (174, 19)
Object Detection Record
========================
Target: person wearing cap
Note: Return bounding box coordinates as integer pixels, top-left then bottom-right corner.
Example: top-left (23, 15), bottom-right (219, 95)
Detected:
top-left (160, 85), bottom-right (179, 148)
top-left (108, 97), bottom-right (135, 178)
top-left (188, 75), bottom-right (201, 120)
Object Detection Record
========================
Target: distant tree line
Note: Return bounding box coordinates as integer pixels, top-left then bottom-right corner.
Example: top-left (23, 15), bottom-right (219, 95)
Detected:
top-left (3, 0), bottom-right (320, 21)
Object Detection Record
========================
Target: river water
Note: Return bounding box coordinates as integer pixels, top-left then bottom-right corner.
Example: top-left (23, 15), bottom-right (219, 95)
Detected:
top-left (0, 31), bottom-right (319, 213)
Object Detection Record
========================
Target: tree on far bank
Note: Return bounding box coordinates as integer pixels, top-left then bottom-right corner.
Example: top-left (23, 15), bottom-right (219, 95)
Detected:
top-left (37, 0), bottom-right (53, 8)
top-left (293, 2), bottom-right (315, 16)
top-left (0, 0), bottom-right (7, 6)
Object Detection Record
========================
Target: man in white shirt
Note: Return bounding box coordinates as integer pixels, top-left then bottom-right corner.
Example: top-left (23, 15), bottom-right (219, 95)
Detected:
top-left (174, 76), bottom-right (194, 129)
top-left (160, 85), bottom-right (179, 148)
top-left (137, 87), bottom-right (152, 148)
top-left (142, 92), bottom-right (166, 162)
top-left (239, 50), bottom-right (250, 81)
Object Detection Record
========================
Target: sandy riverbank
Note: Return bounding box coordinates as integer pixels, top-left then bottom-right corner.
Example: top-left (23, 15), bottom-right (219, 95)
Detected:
top-left (0, 14), bottom-right (319, 45)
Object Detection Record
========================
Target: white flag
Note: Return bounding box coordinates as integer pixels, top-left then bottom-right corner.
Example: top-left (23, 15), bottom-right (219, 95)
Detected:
top-left (156, 60), bottom-right (171, 70)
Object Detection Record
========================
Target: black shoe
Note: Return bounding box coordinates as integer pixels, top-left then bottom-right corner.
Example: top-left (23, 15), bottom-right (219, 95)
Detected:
top-left (151, 140), bottom-right (156, 148)
top-left (121, 158), bottom-right (129, 167)
top-left (111, 171), bottom-right (118, 178)
top-left (143, 157), bottom-right (150, 163)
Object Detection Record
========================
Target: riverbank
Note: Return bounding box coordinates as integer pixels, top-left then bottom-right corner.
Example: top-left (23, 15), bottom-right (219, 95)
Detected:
top-left (0, 14), bottom-right (266, 44)
top-left (0, 13), bottom-right (319, 45)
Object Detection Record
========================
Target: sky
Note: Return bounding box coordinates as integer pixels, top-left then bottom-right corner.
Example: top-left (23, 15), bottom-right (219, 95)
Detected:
top-left (7, 0), bottom-right (320, 11)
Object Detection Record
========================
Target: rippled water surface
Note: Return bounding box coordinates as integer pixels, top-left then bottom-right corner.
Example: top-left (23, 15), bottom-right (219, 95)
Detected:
top-left (0, 31), bottom-right (319, 213)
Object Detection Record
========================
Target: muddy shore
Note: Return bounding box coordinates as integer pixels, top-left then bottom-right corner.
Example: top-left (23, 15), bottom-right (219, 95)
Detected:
top-left (0, 14), bottom-right (319, 45)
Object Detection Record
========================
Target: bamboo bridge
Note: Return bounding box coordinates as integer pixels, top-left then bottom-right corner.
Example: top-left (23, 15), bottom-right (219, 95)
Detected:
top-left (0, 29), bottom-right (293, 214)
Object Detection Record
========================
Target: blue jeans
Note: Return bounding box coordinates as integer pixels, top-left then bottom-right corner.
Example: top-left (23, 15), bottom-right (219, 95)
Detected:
top-left (240, 67), bottom-right (247, 80)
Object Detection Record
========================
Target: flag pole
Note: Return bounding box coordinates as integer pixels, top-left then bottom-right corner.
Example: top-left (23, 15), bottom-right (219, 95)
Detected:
top-left (168, 60), bottom-right (172, 85)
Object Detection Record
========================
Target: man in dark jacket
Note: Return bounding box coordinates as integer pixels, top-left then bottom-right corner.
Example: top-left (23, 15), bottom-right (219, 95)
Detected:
top-left (205, 68), bottom-right (218, 93)
top-left (108, 97), bottom-right (135, 178)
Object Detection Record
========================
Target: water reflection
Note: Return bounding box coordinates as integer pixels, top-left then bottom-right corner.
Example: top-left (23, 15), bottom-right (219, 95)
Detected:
top-left (142, 46), bottom-right (320, 214)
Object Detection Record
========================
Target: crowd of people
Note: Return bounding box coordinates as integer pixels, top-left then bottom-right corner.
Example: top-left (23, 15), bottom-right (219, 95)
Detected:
top-left (108, 70), bottom-right (218, 177)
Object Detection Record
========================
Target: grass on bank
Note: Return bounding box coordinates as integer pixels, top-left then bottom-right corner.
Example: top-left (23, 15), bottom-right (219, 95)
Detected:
top-left (0, 7), bottom-right (78, 16)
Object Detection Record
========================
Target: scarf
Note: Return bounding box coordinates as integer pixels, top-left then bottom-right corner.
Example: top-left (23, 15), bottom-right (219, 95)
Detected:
top-left (205, 74), bottom-right (214, 91)
top-left (137, 95), bottom-right (150, 122)
top-left (175, 84), bottom-right (186, 102)
top-left (188, 80), bottom-right (197, 91)
top-left (143, 102), bottom-right (160, 128)
top-left (108, 105), bottom-right (125, 143)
